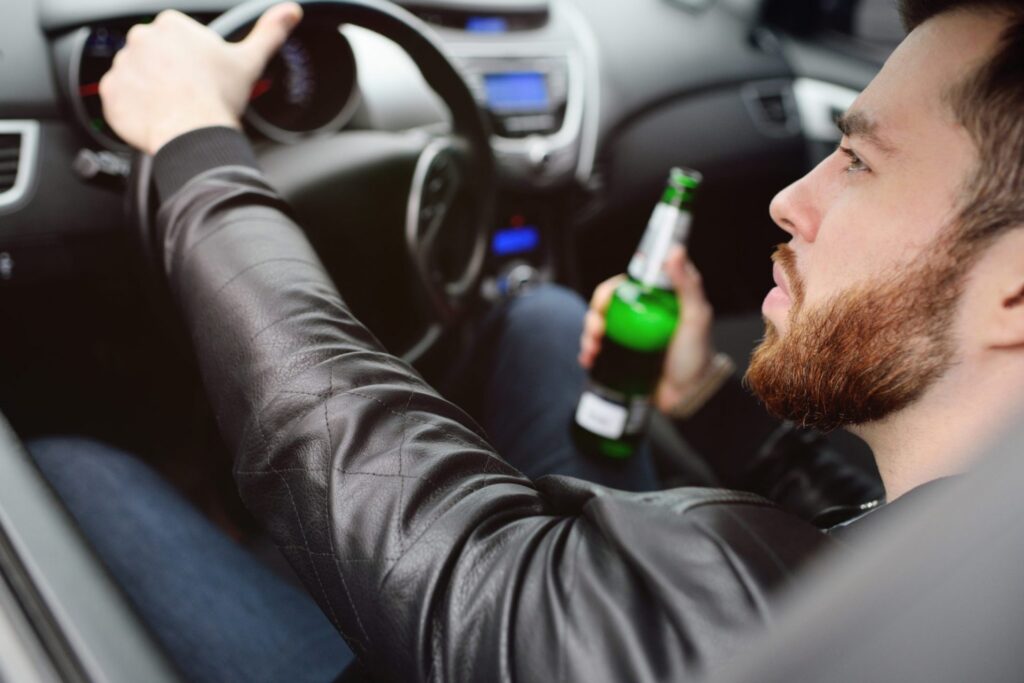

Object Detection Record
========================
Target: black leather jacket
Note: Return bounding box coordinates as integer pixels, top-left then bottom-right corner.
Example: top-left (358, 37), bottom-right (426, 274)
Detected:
top-left (153, 128), bottom-right (856, 682)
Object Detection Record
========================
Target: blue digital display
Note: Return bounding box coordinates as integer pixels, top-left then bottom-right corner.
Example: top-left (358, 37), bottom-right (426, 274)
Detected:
top-left (484, 72), bottom-right (550, 112)
top-left (466, 16), bottom-right (508, 33)
top-left (492, 226), bottom-right (541, 256)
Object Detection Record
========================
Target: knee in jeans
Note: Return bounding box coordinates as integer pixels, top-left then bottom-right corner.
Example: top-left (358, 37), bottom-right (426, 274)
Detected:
top-left (504, 284), bottom-right (587, 331)
top-left (27, 436), bottom-right (154, 490)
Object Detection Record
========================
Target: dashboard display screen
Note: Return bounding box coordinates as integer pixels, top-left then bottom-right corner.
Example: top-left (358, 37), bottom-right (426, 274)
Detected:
top-left (466, 16), bottom-right (508, 33)
top-left (492, 225), bottom-right (540, 256)
top-left (484, 72), bottom-right (549, 112)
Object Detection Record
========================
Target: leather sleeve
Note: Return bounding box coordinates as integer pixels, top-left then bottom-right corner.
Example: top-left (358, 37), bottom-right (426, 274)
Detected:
top-left (156, 162), bottom-right (832, 682)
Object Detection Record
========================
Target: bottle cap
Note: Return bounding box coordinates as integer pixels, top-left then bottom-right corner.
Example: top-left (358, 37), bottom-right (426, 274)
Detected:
top-left (669, 167), bottom-right (703, 190)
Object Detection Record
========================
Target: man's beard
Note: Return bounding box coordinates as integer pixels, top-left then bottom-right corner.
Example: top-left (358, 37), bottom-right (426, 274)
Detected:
top-left (745, 243), bottom-right (965, 432)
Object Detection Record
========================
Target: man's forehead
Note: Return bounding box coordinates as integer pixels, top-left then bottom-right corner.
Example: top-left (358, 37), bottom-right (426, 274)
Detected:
top-left (845, 11), bottom-right (1003, 152)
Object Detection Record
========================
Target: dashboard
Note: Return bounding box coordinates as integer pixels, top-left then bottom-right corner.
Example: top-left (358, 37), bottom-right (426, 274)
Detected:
top-left (0, 0), bottom-right (883, 309)
top-left (69, 19), bottom-right (361, 148)
top-left (47, 0), bottom-right (594, 184)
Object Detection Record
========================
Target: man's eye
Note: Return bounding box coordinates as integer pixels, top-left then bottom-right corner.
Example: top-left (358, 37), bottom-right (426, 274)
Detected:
top-left (840, 146), bottom-right (869, 173)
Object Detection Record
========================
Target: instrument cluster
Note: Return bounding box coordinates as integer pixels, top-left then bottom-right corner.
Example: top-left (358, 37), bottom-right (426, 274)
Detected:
top-left (70, 16), bottom-right (360, 150)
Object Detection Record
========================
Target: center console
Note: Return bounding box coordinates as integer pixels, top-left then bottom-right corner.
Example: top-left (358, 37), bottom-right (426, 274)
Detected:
top-left (403, 0), bottom-right (598, 298)
top-left (468, 58), bottom-right (569, 138)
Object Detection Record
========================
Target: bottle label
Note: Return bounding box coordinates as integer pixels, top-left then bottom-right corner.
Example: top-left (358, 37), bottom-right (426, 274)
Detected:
top-left (628, 205), bottom-right (692, 289)
top-left (575, 384), bottom-right (652, 440)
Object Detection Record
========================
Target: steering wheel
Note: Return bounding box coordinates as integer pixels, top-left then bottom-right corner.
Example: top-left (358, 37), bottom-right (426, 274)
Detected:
top-left (131, 0), bottom-right (495, 364)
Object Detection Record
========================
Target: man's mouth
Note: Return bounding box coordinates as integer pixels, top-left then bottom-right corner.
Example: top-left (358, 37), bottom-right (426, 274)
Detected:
top-left (763, 248), bottom-right (797, 318)
top-left (772, 262), bottom-right (791, 298)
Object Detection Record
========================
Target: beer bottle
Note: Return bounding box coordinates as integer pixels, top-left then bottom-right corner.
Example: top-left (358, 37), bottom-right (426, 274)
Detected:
top-left (574, 167), bottom-right (702, 459)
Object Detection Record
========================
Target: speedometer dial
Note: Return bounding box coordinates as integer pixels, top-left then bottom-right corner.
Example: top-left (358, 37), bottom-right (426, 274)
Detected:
top-left (245, 24), bottom-right (360, 142)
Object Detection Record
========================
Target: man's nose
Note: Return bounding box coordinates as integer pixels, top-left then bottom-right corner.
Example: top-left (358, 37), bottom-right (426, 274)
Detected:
top-left (769, 171), bottom-right (821, 244)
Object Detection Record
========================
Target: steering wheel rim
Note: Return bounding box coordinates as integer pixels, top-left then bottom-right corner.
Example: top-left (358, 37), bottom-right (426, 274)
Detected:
top-left (132, 0), bottom-right (495, 364)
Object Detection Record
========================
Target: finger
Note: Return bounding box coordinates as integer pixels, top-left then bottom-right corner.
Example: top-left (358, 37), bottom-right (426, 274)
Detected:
top-left (153, 9), bottom-right (193, 27)
top-left (125, 22), bottom-right (150, 46)
top-left (665, 245), bottom-right (690, 297)
top-left (578, 336), bottom-right (601, 369)
top-left (583, 310), bottom-right (606, 344)
top-left (588, 274), bottom-right (626, 316)
top-left (578, 311), bottom-right (605, 367)
top-left (236, 2), bottom-right (303, 68)
top-left (667, 246), bottom-right (714, 328)
top-left (667, 246), bottom-right (706, 302)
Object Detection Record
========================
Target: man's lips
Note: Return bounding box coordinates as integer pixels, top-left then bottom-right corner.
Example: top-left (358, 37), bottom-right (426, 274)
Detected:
top-left (763, 260), bottom-right (793, 317)
top-left (772, 262), bottom-right (792, 298)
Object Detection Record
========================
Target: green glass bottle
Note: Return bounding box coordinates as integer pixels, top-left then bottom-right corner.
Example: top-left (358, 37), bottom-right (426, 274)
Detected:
top-left (574, 167), bottom-right (702, 459)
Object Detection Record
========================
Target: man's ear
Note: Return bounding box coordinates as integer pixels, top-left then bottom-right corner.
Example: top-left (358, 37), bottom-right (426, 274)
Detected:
top-left (985, 229), bottom-right (1024, 350)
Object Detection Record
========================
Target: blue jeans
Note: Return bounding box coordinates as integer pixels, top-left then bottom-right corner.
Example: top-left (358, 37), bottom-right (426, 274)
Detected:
top-left (29, 437), bottom-right (355, 683)
top-left (29, 285), bottom-right (657, 682)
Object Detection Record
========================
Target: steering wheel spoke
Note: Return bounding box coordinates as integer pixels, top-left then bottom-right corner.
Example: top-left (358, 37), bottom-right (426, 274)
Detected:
top-left (405, 133), bottom-right (488, 328)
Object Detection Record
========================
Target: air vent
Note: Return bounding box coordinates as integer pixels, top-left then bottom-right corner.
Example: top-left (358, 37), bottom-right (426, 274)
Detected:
top-left (742, 80), bottom-right (801, 138)
top-left (792, 78), bottom-right (859, 143)
top-left (0, 134), bottom-right (20, 193)
top-left (0, 121), bottom-right (39, 213)
top-left (404, 3), bottom-right (549, 32)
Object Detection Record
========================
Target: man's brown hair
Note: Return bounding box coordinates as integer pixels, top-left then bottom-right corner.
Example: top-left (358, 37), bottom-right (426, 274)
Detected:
top-left (900, 0), bottom-right (1024, 254)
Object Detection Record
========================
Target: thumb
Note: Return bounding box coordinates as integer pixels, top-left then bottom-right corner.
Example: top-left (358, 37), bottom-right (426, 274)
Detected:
top-left (237, 2), bottom-right (303, 69)
top-left (667, 245), bottom-right (711, 321)
top-left (666, 245), bottom-right (693, 300)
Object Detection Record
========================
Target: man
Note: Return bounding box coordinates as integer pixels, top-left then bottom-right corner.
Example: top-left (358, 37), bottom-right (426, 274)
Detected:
top-left (32, 1), bottom-right (1024, 681)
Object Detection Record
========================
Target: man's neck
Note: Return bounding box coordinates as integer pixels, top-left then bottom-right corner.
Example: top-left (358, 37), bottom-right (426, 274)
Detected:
top-left (853, 355), bottom-right (1023, 501)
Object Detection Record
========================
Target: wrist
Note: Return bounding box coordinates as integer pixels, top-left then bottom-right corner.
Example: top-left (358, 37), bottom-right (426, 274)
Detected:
top-left (657, 352), bottom-right (736, 419)
top-left (148, 110), bottom-right (241, 155)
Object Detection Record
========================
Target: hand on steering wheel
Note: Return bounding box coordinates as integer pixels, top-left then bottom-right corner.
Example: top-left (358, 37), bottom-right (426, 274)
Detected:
top-left (112, 0), bottom-right (496, 365)
top-left (99, 4), bottom-right (303, 155)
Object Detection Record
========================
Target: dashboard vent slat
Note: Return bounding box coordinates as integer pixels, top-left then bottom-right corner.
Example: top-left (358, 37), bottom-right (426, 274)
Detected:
top-left (0, 121), bottom-right (39, 212)
top-left (0, 134), bottom-right (20, 194)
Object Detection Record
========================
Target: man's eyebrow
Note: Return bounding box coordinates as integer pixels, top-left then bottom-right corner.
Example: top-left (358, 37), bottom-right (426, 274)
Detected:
top-left (835, 111), bottom-right (897, 156)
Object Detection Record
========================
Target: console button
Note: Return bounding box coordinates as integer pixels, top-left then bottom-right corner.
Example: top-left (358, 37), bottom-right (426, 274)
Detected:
top-left (497, 113), bottom-right (558, 137)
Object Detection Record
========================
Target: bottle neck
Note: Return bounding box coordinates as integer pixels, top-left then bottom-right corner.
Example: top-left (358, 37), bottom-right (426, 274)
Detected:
top-left (627, 199), bottom-right (692, 289)
top-left (661, 184), bottom-right (696, 209)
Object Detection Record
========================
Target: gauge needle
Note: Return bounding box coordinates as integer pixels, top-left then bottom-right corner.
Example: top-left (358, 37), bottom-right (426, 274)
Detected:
top-left (250, 78), bottom-right (273, 100)
top-left (79, 82), bottom-right (101, 97)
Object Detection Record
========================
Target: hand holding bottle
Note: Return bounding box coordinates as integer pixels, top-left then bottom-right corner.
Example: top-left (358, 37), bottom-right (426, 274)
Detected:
top-left (579, 245), bottom-right (718, 415)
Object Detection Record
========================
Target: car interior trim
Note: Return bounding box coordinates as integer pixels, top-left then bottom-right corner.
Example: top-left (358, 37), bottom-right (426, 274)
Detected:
top-left (0, 121), bottom-right (40, 214)
top-left (0, 568), bottom-right (59, 683)
top-left (559, 0), bottom-right (600, 182)
top-left (740, 79), bottom-right (802, 138)
top-left (792, 77), bottom-right (860, 143)
top-left (0, 416), bottom-right (180, 683)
